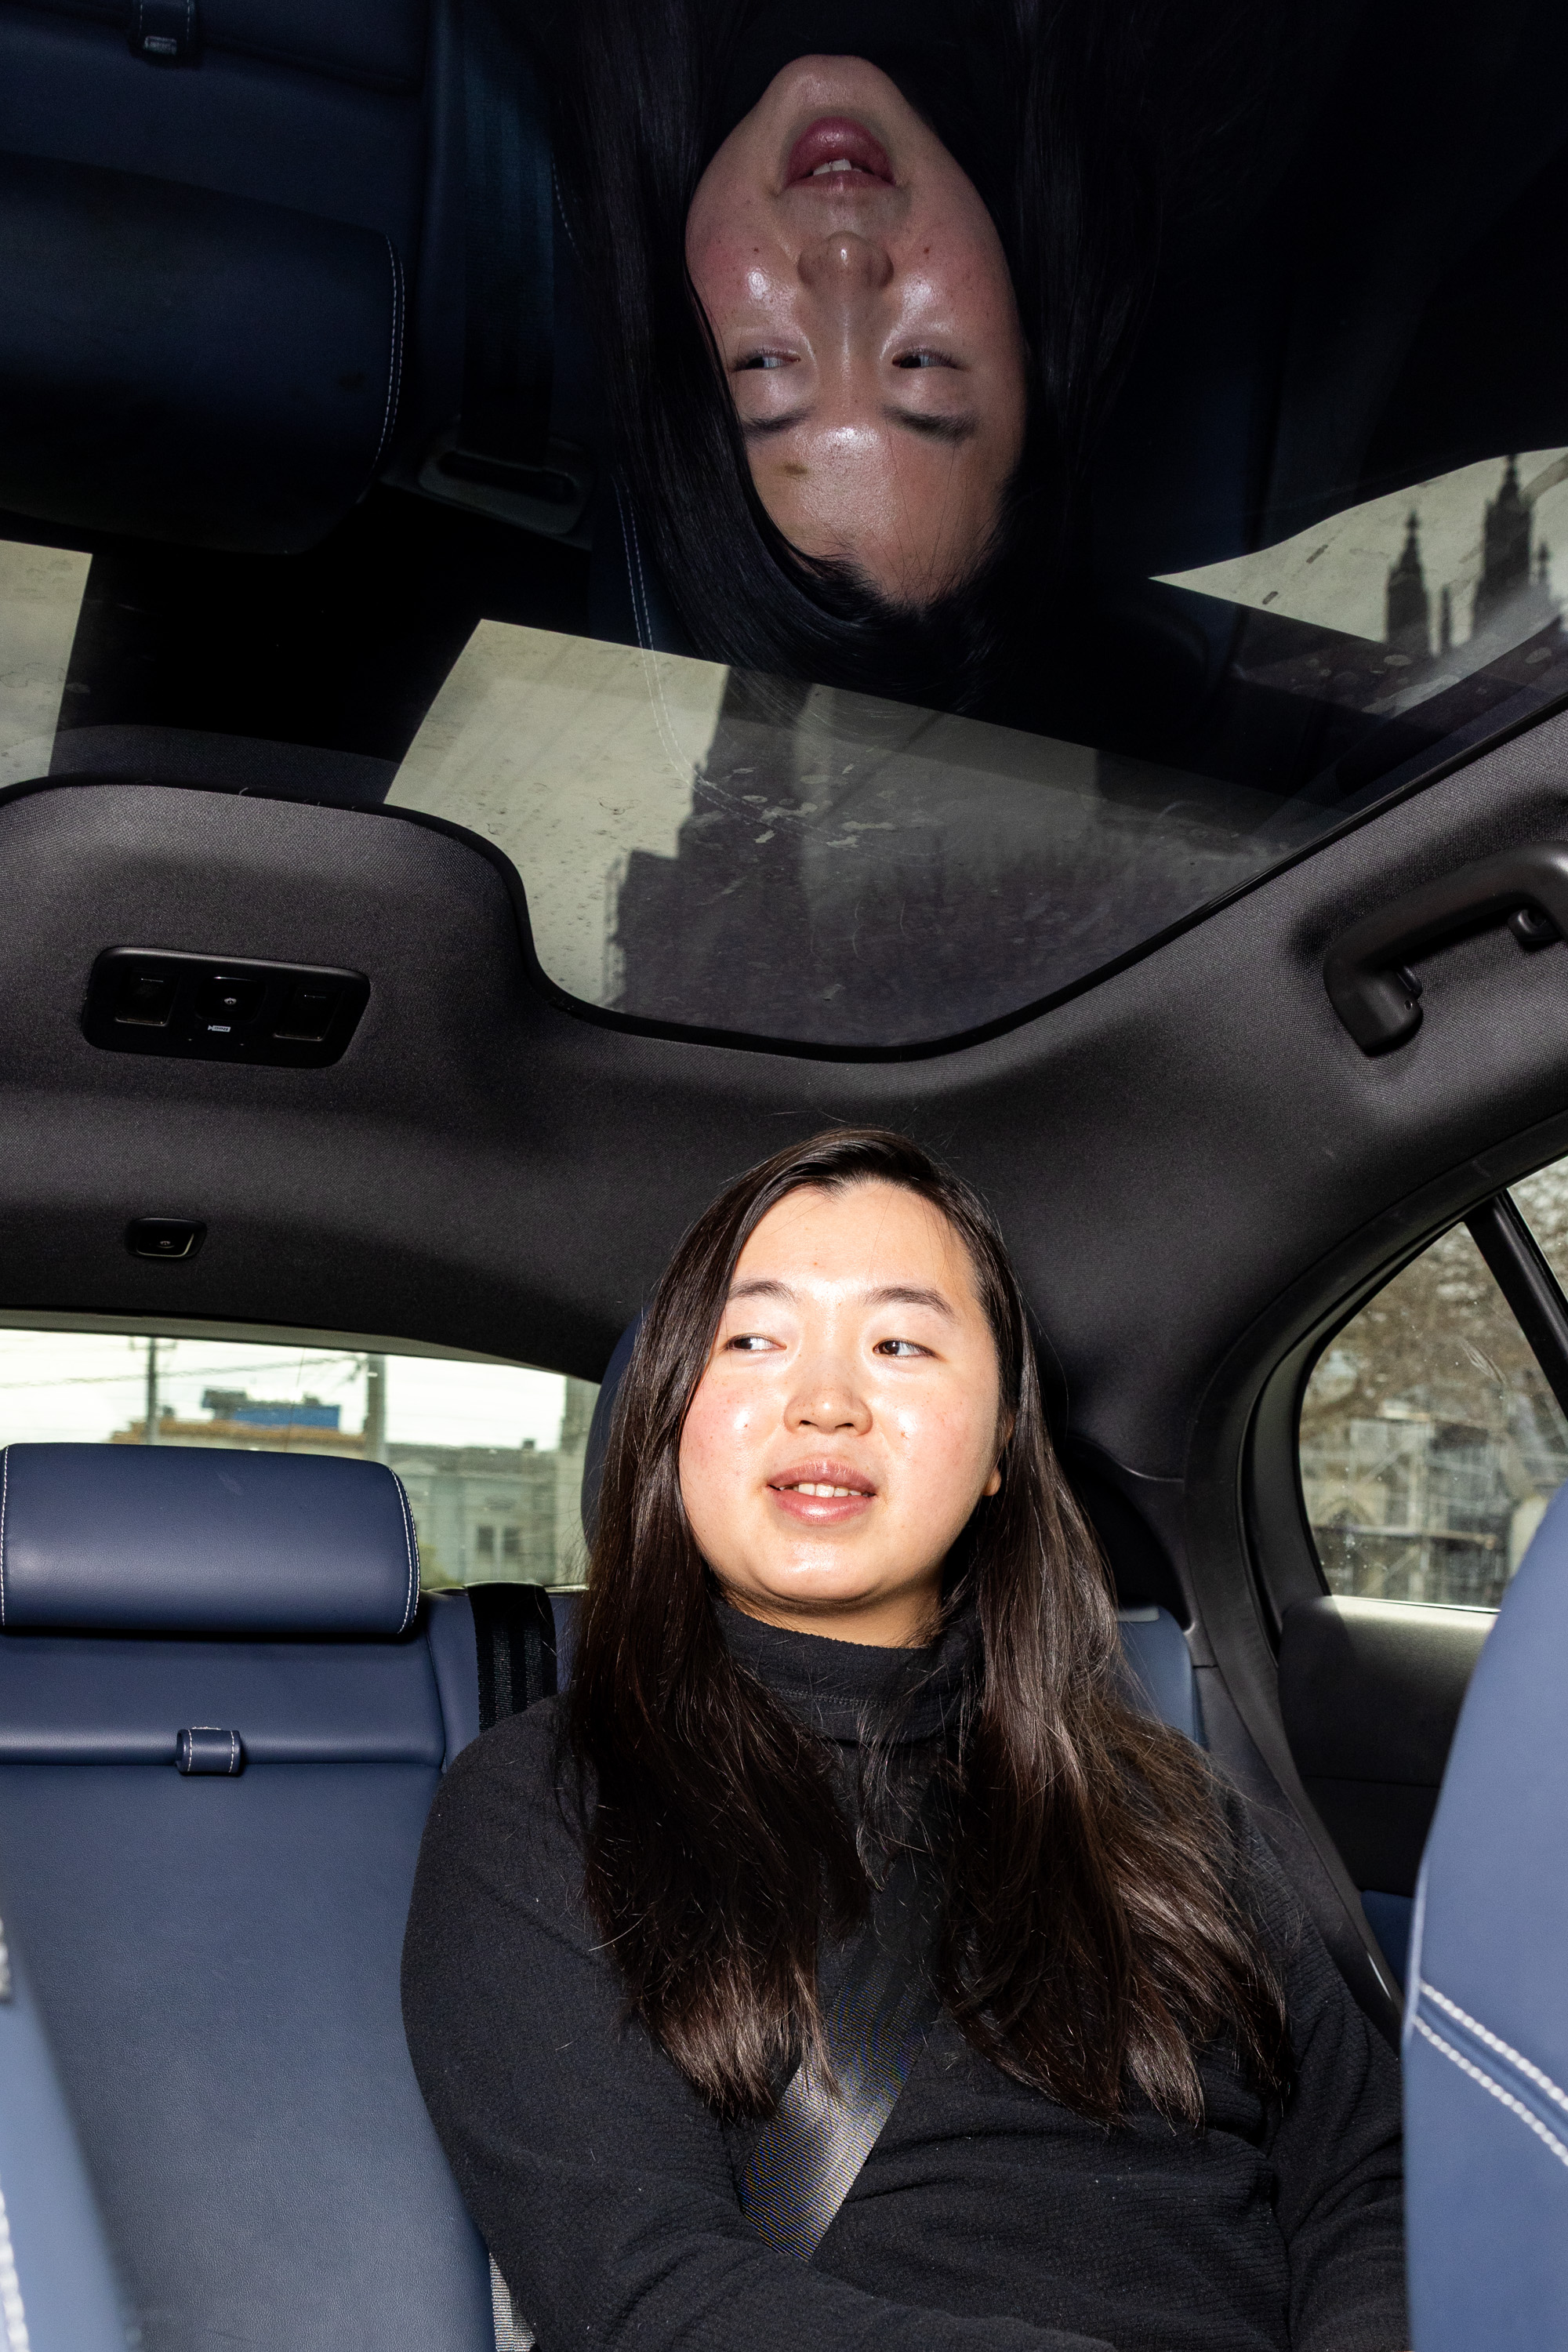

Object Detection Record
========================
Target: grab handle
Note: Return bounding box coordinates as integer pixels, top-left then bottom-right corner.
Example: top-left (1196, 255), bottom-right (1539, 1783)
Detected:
top-left (1323, 840), bottom-right (1568, 1053)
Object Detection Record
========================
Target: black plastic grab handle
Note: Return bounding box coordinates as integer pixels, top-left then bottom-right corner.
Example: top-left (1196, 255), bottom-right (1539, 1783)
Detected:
top-left (1323, 840), bottom-right (1568, 1054)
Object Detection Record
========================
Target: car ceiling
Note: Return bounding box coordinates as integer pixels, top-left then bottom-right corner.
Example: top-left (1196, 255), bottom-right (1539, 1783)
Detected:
top-left (5, 697), bottom-right (1567, 1530)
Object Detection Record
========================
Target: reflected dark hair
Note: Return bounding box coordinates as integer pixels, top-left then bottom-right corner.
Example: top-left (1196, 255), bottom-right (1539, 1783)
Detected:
top-left (553, 0), bottom-right (1178, 709)
top-left (570, 1127), bottom-right (1291, 2125)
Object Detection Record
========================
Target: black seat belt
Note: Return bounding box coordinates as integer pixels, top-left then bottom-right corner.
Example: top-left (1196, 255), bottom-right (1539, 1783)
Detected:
top-left (739, 1783), bottom-right (949, 2262)
top-left (470, 1582), bottom-right (557, 1728)
top-left (473, 1603), bottom-right (942, 2269)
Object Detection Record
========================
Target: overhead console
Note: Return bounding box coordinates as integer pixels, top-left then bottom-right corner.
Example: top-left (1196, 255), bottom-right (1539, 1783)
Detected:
top-left (82, 946), bottom-right (369, 1068)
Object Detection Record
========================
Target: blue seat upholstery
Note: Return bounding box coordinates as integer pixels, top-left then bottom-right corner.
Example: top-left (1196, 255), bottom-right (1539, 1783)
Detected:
top-left (572, 1319), bottom-right (1204, 1744)
top-left (0, 1919), bottom-right (125, 2352)
top-left (0, 1442), bottom-right (495, 2352)
top-left (1404, 1483), bottom-right (1568, 2351)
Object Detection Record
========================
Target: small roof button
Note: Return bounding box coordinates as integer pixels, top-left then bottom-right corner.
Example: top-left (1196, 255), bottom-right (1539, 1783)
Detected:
top-left (272, 982), bottom-right (341, 1044)
top-left (114, 969), bottom-right (176, 1028)
top-left (196, 974), bottom-right (265, 1027)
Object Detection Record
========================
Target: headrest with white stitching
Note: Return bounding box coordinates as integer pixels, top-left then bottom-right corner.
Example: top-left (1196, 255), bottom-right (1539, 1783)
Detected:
top-left (0, 1443), bottom-right (419, 1637)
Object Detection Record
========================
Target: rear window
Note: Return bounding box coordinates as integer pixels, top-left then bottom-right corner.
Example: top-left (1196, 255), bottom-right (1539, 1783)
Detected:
top-left (0, 1319), bottom-right (597, 1590)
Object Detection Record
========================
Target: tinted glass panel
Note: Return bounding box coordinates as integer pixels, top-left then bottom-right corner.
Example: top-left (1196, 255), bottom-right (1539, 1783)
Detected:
top-left (0, 1323), bottom-right (597, 1589)
top-left (387, 445), bottom-right (1568, 1048)
top-left (1301, 1221), bottom-right (1568, 1608)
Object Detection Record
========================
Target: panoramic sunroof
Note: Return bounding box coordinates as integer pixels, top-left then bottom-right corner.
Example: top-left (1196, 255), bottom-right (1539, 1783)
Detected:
top-left (387, 448), bottom-right (1568, 1051)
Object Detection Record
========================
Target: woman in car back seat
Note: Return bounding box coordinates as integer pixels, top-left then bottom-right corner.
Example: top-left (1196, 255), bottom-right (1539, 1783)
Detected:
top-left (403, 1127), bottom-right (1408, 2352)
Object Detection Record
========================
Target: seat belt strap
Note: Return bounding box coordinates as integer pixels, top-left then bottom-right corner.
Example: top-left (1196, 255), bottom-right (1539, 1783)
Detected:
top-left (458, 0), bottom-right (553, 466)
top-left (739, 1793), bottom-right (949, 2262)
top-left (470, 1583), bottom-right (557, 1729)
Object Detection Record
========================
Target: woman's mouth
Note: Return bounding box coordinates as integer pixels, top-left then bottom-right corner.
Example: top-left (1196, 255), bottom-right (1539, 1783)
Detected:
top-left (767, 1461), bottom-right (877, 1522)
top-left (785, 117), bottom-right (895, 191)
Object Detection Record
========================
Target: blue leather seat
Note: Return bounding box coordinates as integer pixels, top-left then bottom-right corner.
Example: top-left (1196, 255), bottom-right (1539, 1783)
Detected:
top-left (0, 1441), bottom-right (494, 2352)
top-left (567, 1320), bottom-right (1204, 1744)
top-left (1403, 1483), bottom-right (1568, 2352)
top-left (0, 1917), bottom-right (124, 2352)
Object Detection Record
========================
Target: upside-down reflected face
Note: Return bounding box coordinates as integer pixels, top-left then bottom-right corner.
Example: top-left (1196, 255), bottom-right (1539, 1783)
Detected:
top-left (685, 56), bottom-right (1028, 609)
top-left (678, 1179), bottom-right (1007, 1647)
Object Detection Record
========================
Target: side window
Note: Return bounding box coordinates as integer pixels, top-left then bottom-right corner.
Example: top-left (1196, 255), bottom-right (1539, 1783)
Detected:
top-left (1300, 1195), bottom-right (1568, 1608)
top-left (0, 1323), bottom-right (597, 1592)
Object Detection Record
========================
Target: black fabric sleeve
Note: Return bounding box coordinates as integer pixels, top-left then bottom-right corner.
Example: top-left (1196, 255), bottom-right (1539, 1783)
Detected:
top-left (401, 1704), bottom-right (1116, 2352)
top-left (1233, 1798), bottom-right (1409, 2352)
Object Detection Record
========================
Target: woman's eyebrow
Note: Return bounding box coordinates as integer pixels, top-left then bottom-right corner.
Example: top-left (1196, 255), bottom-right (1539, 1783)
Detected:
top-left (865, 1283), bottom-right (956, 1318)
top-left (727, 1276), bottom-right (794, 1303)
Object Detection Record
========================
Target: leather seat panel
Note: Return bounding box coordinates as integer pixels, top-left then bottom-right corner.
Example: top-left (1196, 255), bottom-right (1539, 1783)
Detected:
top-left (0, 1761), bottom-right (494, 2352)
top-left (0, 1632), bottom-right (446, 1764)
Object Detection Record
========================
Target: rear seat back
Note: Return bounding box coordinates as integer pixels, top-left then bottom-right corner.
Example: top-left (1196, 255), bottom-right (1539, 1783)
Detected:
top-left (0, 1442), bottom-right (495, 2352)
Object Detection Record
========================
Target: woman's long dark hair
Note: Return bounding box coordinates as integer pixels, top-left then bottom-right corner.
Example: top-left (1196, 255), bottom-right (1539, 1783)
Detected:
top-left (571, 1127), bottom-right (1290, 2127)
top-left (552, 0), bottom-right (1190, 710)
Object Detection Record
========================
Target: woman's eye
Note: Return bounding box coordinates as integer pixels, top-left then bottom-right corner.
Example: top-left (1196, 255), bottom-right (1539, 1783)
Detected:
top-left (724, 1332), bottom-right (775, 1352)
top-left (892, 351), bottom-right (956, 371)
top-left (874, 1338), bottom-right (926, 1357)
top-left (735, 353), bottom-right (792, 372)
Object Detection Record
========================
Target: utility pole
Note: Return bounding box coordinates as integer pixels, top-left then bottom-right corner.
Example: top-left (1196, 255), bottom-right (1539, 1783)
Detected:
top-left (364, 1355), bottom-right (387, 1462)
top-left (143, 1336), bottom-right (159, 1445)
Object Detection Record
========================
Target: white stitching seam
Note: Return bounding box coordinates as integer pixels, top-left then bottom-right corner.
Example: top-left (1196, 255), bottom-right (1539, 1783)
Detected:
top-left (229, 1729), bottom-right (238, 1777)
top-left (0, 1446), bottom-right (9, 1628)
top-left (0, 2171), bottom-right (31, 2352)
top-left (391, 1473), bottom-right (419, 1631)
top-left (1421, 1981), bottom-right (1568, 2117)
top-left (1412, 2013), bottom-right (1568, 2172)
top-left (372, 239), bottom-right (405, 472)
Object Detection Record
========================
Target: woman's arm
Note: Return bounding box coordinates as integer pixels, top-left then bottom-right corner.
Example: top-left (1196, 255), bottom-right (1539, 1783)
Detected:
top-left (402, 1708), bottom-right (1115, 2352)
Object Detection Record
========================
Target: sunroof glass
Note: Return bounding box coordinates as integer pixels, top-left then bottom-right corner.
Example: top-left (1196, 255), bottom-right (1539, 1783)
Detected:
top-left (388, 448), bottom-right (1568, 1051)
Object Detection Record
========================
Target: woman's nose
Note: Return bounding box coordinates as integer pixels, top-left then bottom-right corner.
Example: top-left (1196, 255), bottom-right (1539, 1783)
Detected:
top-left (797, 230), bottom-right (895, 299)
top-left (787, 1363), bottom-right (873, 1434)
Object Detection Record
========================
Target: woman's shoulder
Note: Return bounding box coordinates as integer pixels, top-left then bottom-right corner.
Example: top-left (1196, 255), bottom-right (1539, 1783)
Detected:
top-left (413, 1697), bottom-right (590, 1930)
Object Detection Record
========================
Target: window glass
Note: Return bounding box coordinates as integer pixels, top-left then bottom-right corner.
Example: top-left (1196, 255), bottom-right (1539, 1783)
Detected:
top-left (379, 448), bottom-right (1568, 1051)
top-left (1510, 1158), bottom-right (1568, 1289)
top-left (1300, 1221), bottom-right (1568, 1608)
top-left (0, 1323), bottom-right (597, 1590)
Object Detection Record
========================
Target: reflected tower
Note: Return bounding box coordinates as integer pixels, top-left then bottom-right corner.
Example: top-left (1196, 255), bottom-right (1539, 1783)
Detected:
top-left (1386, 512), bottom-right (1431, 656)
top-left (1473, 455), bottom-right (1534, 633)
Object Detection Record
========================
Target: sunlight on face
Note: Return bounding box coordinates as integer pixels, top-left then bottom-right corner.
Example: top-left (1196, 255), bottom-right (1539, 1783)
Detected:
top-left (678, 1179), bottom-right (1006, 1646)
top-left (685, 56), bottom-right (1028, 609)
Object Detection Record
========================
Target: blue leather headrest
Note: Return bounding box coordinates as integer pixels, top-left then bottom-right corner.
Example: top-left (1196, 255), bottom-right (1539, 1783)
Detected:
top-left (0, 1444), bottom-right (419, 1637)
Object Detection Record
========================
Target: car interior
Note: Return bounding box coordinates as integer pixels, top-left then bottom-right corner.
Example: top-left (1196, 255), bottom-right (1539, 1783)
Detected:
top-left (2, 0), bottom-right (1567, 2345)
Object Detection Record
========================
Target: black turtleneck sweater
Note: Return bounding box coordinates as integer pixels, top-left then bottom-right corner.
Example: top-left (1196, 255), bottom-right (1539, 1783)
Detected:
top-left (401, 1610), bottom-right (1408, 2352)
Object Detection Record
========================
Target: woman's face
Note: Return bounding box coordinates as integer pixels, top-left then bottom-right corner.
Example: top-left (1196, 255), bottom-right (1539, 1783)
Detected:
top-left (678, 1178), bottom-right (1006, 1646)
top-left (685, 56), bottom-right (1028, 608)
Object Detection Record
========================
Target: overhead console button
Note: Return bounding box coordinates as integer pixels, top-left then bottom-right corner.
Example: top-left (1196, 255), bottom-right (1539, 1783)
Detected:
top-left (196, 974), bottom-right (266, 1027)
top-left (272, 982), bottom-right (341, 1044)
top-left (83, 950), bottom-right (368, 1068)
top-left (114, 969), bottom-right (177, 1028)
